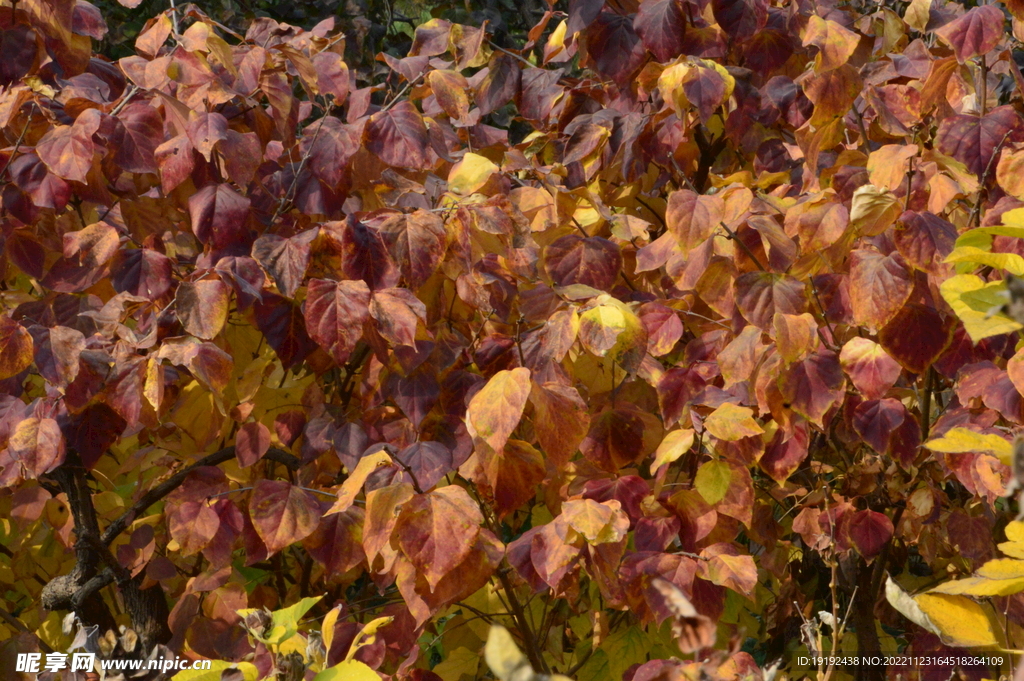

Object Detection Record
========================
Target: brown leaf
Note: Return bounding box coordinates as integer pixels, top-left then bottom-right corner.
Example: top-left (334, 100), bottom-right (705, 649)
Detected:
top-left (394, 485), bottom-right (483, 589)
top-left (364, 101), bottom-right (432, 170)
top-left (249, 480), bottom-right (321, 555)
top-left (175, 279), bottom-right (231, 340)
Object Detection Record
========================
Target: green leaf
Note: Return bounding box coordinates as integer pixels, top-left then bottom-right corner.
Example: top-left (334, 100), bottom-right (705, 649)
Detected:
top-left (695, 460), bottom-right (732, 505)
top-left (243, 594), bottom-right (323, 645)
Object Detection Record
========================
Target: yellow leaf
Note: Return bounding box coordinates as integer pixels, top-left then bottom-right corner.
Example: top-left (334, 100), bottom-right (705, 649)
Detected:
top-left (325, 451), bottom-right (392, 515)
top-left (915, 593), bottom-right (1002, 648)
top-left (939, 274), bottom-right (1023, 343)
top-left (433, 646), bottom-right (481, 681)
top-left (999, 541), bottom-right (1024, 559)
top-left (561, 498), bottom-right (629, 544)
top-left (321, 606), bottom-right (341, 658)
top-left (803, 15), bottom-right (861, 71)
top-left (578, 295), bottom-right (646, 372)
top-left (345, 616), bottom-right (394, 662)
top-left (486, 625), bottom-right (530, 681)
top-left (923, 426), bottom-right (1013, 465)
top-left (703, 403), bottom-right (764, 441)
top-left (466, 367), bottom-right (532, 457)
top-left (976, 558), bottom-right (1024, 580)
top-left (850, 184), bottom-right (900, 236)
top-left (1006, 520), bottom-right (1024, 542)
top-left (945, 245), bottom-right (1024, 276)
top-left (867, 144), bottom-right (918, 192)
top-left (929, 575), bottom-right (1024, 597)
top-left (885, 576), bottom-right (940, 637)
top-left (448, 153), bottom-right (498, 195)
top-left (313, 660), bottom-right (380, 681)
top-left (651, 428), bottom-right (695, 473)
top-left (172, 662), bottom-right (258, 681)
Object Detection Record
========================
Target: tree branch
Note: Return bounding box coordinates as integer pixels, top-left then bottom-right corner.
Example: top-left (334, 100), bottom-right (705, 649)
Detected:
top-left (102, 446), bottom-right (299, 545)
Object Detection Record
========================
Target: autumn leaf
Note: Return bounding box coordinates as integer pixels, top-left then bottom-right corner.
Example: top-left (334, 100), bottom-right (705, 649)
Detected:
top-left (249, 480), bottom-right (321, 555)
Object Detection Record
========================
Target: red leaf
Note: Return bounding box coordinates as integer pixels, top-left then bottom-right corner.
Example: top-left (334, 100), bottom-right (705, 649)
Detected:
top-left (476, 53), bottom-right (521, 115)
top-left (839, 337), bottom-right (901, 401)
top-left (934, 5), bottom-right (1005, 64)
top-left (634, 0), bottom-right (686, 62)
top-left (323, 216), bottom-right (400, 291)
top-left (168, 500), bottom-right (220, 556)
top-left (530, 382), bottom-right (590, 470)
top-left (936, 105), bottom-right (1022, 178)
top-left (252, 228), bottom-right (316, 299)
top-left (364, 101), bottom-right (432, 170)
top-left (582, 407), bottom-right (660, 472)
top-left (302, 117), bottom-right (359, 187)
top-left (780, 349), bottom-right (845, 427)
top-left (544, 235), bottom-right (623, 290)
top-left (249, 480), bottom-right (321, 555)
top-left (893, 211), bottom-right (957, 275)
top-left (395, 441), bottom-right (452, 492)
top-left (369, 288), bottom-right (426, 348)
top-left (187, 112), bottom-right (229, 162)
top-left (0, 25), bottom-right (38, 87)
top-left (111, 248), bottom-right (173, 300)
top-left (584, 13), bottom-right (646, 86)
top-left (303, 278), bottom-right (371, 365)
top-left (711, 0), bottom-right (768, 42)
top-left (252, 293), bottom-right (317, 370)
top-left (760, 421), bottom-right (809, 484)
top-left (846, 509), bottom-right (893, 559)
top-left (188, 183), bottom-right (251, 250)
top-left (29, 325), bottom-right (84, 387)
top-left (853, 398), bottom-right (907, 454)
top-left (155, 134), bottom-right (196, 194)
top-left (304, 506), bottom-right (365, 574)
top-left (235, 421), bottom-right (270, 468)
top-left (64, 403), bottom-right (125, 470)
top-left (376, 209), bottom-right (447, 289)
top-left (313, 51), bottom-right (350, 102)
top-left (734, 272), bottom-right (807, 329)
top-left (35, 125), bottom-right (93, 183)
top-left (113, 103), bottom-right (162, 174)
top-left (878, 303), bottom-right (953, 375)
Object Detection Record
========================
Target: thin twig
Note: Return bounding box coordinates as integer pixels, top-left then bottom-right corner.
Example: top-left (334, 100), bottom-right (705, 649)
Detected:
top-left (101, 447), bottom-right (299, 544)
top-left (381, 70), bottom-right (427, 112)
top-left (270, 112), bottom-right (330, 225)
top-left (0, 110), bottom-right (35, 181)
top-left (486, 39), bottom-right (535, 69)
top-left (969, 128), bottom-right (1014, 227)
top-left (719, 221), bottom-right (766, 272)
top-left (110, 85), bottom-right (141, 116)
top-left (0, 604), bottom-right (54, 653)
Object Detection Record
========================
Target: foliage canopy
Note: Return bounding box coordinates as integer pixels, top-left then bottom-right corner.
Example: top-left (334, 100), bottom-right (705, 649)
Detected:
top-left (6, 0), bottom-right (1024, 680)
